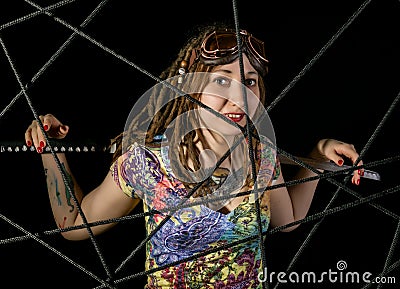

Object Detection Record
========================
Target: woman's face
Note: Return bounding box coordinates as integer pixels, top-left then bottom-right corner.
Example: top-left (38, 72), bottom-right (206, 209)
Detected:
top-left (199, 54), bottom-right (262, 136)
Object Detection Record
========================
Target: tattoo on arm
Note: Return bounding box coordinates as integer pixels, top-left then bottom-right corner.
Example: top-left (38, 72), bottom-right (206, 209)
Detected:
top-left (44, 163), bottom-right (75, 212)
top-left (61, 163), bottom-right (75, 213)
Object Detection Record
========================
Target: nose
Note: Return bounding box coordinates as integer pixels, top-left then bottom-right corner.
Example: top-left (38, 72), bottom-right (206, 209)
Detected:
top-left (227, 81), bottom-right (247, 108)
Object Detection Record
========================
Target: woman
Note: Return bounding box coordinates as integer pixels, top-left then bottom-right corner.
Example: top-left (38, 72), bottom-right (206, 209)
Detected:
top-left (25, 24), bottom-right (363, 288)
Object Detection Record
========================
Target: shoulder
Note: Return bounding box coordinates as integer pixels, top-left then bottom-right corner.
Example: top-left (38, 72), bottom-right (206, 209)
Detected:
top-left (257, 135), bottom-right (278, 162)
top-left (110, 141), bottom-right (165, 196)
top-left (257, 135), bottom-right (281, 182)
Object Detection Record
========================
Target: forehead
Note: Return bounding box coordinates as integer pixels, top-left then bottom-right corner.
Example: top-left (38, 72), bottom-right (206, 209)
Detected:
top-left (211, 54), bottom-right (258, 74)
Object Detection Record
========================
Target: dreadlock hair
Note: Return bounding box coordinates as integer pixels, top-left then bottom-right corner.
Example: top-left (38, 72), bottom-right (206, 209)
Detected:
top-left (110, 22), bottom-right (269, 186)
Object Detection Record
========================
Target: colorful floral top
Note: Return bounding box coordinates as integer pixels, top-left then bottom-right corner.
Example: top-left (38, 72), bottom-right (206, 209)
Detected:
top-left (111, 136), bottom-right (280, 289)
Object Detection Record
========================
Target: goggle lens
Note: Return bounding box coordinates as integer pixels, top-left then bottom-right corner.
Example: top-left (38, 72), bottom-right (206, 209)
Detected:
top-left (201, 30), bottom-right (269, 64)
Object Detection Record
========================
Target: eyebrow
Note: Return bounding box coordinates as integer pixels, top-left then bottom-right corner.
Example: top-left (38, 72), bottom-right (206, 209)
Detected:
top-left (212, 69), bottom-right (259, 76)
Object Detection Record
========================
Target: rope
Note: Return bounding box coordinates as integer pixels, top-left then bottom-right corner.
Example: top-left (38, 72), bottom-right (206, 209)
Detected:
top-left (266, 0), bottom-right (373, 112)
top-left (0, 0), bottom-right (398, 288)
top-left (1, 33), bottom-right (119, 286)
top-left (231, 1), bottom-right (269, 288)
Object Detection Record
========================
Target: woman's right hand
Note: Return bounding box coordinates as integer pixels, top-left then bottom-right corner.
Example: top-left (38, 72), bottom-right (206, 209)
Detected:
top-left (25, 114), bottom-right (69, 153)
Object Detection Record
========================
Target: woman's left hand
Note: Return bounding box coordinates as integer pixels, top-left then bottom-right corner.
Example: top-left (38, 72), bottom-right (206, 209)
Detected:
top-left (310, 139), bottom-right (363, 185)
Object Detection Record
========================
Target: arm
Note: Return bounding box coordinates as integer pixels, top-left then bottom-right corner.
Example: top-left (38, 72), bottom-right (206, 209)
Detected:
top-left (26, 114), bottom-right (139, 240)
top-left (269, 138), bottom-right (363, 232)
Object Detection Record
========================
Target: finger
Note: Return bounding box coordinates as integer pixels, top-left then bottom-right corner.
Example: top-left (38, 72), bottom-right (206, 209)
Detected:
top-left (352, 173), bottom-right (361, 186)
top-left (41, 114), bottom-right (58, 140)
top-left (42, 113), bottom-right (55, 132)
top-left (43, 114), bottom-right (69, 139)
top-left (24, 125), bottom-right (34, 147)
top-left (29, 120), bottom-right (43, 153)
top-left (323, 151), bottom-right (344, 166)
top-left (339, 146), bottom-right (364, 171)
top-left (58, 124), bottom-right (69, 136)
top-left (36, 115), bottom-right (48, 150)
top-left (337, 144), bottom-right (363, 185)
top-left (353, 158), bottom-right (363, 185)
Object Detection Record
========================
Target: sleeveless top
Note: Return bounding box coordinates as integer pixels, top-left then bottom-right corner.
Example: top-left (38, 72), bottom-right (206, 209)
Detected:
top-left (111, 136), bottom-right (280, 289)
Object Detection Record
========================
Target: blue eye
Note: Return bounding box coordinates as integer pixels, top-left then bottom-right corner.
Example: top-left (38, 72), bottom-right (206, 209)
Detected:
top-left (214, 77), bottom-right (231, 87)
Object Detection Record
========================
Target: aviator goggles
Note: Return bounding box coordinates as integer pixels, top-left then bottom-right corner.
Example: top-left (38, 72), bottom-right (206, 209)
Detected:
top-left (199, 29), bottom-right (269, 76)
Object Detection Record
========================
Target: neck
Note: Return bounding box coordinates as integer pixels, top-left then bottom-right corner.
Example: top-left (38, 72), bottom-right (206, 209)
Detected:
top-left (197, 129), bottom-right (242, 169)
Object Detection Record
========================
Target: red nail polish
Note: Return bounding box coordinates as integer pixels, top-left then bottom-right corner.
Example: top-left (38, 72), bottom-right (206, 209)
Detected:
top-left (40, 141), bottom-right (45, 147)
top-left (338, 160), bottom-right (343, 166)
top-left (44, 125), bottom-right (48, 131)
top-left (358, 170), bottom-right (364, 176)
top-left (26, 140), bottom-right (32, 147)
top-left (356, 179), bottom-right (360, 185)
top-left (37, 147), bottom-right (43, 154)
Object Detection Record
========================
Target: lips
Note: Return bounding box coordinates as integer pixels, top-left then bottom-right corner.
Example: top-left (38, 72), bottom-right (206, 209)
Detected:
top-left (224, 113), bottom-right (245, 123)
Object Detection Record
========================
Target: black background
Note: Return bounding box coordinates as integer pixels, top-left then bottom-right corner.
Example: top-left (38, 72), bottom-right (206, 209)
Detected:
top-left (0, 0), bottom-right (399, 288)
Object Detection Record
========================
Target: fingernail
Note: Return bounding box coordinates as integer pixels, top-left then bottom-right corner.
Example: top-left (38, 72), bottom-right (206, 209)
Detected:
top-left (356, 179), bottom-right (360, 185)
top-left (358, 170), bottom-right (364, 176)
top-left (338, 160), bottom-right (343, 166)
top-left (26, 140), bottom-right (32, 147)
top-left (44, 125), bottom-right (48, 131)
top-left (40, 141), bottom-right (45, 147)
top-left (37, 147), bottom-right (43, 154)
